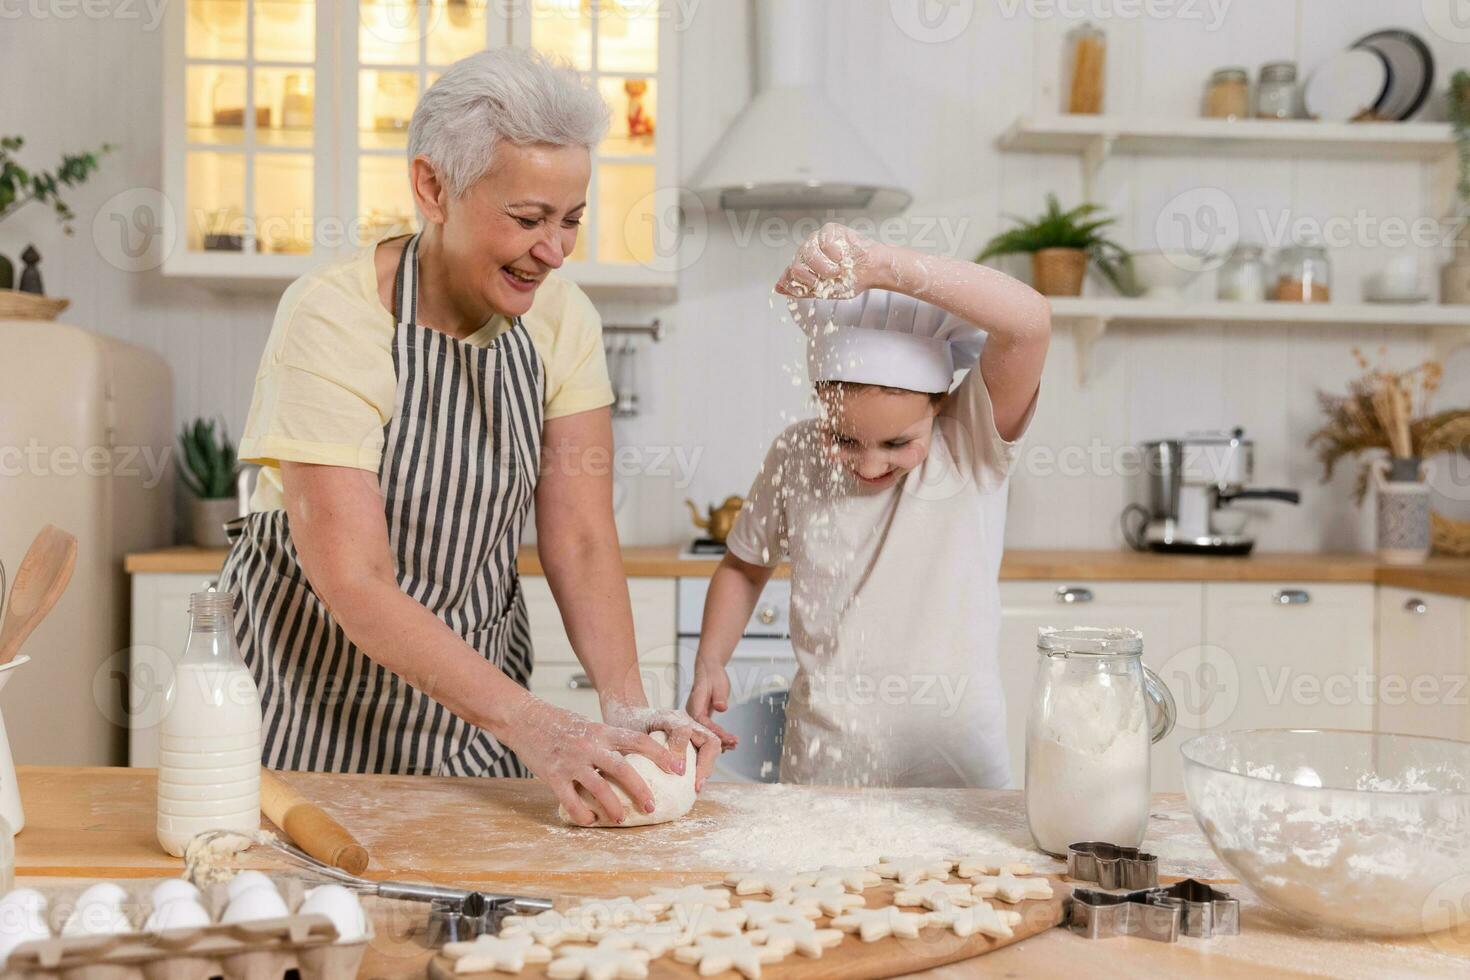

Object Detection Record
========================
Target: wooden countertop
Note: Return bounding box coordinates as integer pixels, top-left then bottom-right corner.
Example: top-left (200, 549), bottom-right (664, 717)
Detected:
top-left (14, 766), bottom-right (1467, 978)
top-left (124, 546), bottom-right (1470, 598)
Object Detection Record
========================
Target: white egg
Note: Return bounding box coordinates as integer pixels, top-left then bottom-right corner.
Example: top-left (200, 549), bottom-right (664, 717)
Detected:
top-left (299, 885), bottom-right (366, 943)
top-left (0, 900), bottom-right (48, 940)
top-left (225, 871), bottom-right (277, 903)
top-left (221, 886), bottom-right (289, 924)
top-left (0, 889), bottom-right (47, 914)
top-left (74, 883), bottom-right (128, 909)
top-left (149, 879), bottom-right (201, 908)
top-left (0, 919), bottom-right (49, 967)
top-left (61, 902), bottom-right (133, 937)
top-left (144, 898), bottom-right (212, 933)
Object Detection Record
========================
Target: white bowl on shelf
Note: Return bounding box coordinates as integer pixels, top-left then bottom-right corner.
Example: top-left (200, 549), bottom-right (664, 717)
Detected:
top-left (1181, 729), bottom-right (1470, 936)
top-left (1120, 250), bottom-right (1216, 299)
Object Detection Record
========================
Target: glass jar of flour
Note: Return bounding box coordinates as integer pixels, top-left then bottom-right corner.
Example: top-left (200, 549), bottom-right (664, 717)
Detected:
top-left (1025, 628), bottom-right (1176, 857)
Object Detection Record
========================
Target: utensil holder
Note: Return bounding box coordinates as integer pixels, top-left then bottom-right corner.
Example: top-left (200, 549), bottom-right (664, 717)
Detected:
top-left (0, 654), bottom-right (29, 832)
top-left (1372, 458), bottom-right (1431, 565)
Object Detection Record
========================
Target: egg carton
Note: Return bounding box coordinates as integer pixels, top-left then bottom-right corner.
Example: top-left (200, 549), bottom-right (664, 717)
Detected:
top-left (4, 876), bottom-right (370, 980)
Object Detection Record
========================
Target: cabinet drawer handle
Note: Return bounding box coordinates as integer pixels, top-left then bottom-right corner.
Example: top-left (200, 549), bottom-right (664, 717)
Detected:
top-left (756, 606), bottom-right (779, 626)
top-left (567, 673), bottom-right (594, 691)
top-left (1274, 589), bottom-right (1311, 606)
top-left (1404, 597), bottom-right (1428, 615)
top-left (1055, 587), bottom-right (1094, 604)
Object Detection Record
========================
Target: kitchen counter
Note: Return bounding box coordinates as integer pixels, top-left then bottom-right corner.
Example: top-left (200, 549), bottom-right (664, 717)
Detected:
top-left (14, 766), bottom-right (1467, 978)
top-left (125, 546), bottom-right (1470, 598)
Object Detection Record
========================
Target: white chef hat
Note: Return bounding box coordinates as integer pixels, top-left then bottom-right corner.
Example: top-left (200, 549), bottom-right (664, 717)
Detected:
top-left (792, 290), bottom-right (985, 394)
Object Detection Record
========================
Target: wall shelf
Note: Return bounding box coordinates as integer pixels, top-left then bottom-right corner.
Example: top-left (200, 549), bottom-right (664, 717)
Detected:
top-left (998, 116), bottom-right (1454, 197)
top-left (1049, 297), bottom-right (1470, 383)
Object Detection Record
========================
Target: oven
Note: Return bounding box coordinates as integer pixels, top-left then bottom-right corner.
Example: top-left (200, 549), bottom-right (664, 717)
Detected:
top-left (677, 576), bottom-right (795, 783)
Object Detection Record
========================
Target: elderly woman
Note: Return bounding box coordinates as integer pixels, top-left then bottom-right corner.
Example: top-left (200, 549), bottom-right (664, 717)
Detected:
top-left (220, 49), bottom-right (718, 825)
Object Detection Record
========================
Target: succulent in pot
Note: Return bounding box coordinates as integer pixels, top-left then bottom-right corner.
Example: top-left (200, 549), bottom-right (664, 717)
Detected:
top-left (178, 419), bottom-right (240, 548)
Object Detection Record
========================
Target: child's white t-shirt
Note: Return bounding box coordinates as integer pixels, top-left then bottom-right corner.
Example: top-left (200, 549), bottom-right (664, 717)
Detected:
top-left (726, 361), bottom-right (1034, 789)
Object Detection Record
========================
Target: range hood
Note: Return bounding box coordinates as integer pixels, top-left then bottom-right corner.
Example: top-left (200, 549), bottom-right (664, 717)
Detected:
top-left (691, 0), bottom-right (911, 213)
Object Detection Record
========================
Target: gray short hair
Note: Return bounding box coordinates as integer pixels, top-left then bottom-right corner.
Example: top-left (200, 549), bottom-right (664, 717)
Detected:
top-left (407, 48), bottom-right (610, 198)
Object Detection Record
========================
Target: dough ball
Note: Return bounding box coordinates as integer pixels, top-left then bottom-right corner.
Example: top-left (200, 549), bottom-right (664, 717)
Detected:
top-left (557, 731), bottom-right (698, 828)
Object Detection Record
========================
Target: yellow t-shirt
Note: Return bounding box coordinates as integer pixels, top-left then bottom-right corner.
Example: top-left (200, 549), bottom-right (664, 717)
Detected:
top-left (239, 241), bottom-right (613, 512)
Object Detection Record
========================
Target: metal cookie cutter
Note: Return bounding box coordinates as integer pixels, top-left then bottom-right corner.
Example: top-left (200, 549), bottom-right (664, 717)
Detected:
top-left (1069, 879), bottom-right (1240, 942)
top-left (1067, 841), bottom-right (1160, 890)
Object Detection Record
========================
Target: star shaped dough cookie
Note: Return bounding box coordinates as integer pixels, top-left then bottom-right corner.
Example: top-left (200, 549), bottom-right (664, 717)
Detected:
top-left (738, 897), bottom-right (821, 929)
top-left (953, 855), bottom-right (1034, 879)
top-left (970, 873), bottom-right (1053, 904)
top-left (785, 883), bottom-right (864, 917)
top-left (639, 884), bottom-right (731, 914)
top-left (497, 909), bottom-right (590, 947)
top-left (892, 879), bottom-right (978, 911)
top-left (809, 865), bottom-right (882, 892)
top-left (444, 932), bottom-right (553, 973)
top-left (873, 855), bottom-right (953, 885)
top-left (545, 937), bottom-right (651, 980)
top-left (745, 919), bottom-right (844, 958)
top-left (722, 869), bottom-right (817, 896)
top-left (927, 901), bottom-right (1020, 940)
top-left (673, 933), bottom-right (788, 979)
top-left (831, 905), bottom-right (932, 942)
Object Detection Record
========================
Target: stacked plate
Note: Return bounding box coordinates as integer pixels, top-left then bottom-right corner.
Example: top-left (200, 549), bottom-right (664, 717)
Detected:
top-left (1303, 29), bottom-right (1434, 122)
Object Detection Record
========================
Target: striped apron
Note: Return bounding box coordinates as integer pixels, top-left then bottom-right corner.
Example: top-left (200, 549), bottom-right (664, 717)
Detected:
top-left (219, 233), bottom-right (543, 777)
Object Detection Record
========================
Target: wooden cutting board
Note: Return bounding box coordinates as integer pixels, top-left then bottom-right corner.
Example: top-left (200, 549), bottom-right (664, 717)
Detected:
top-left (428, 878), bottom-right (1069, 980)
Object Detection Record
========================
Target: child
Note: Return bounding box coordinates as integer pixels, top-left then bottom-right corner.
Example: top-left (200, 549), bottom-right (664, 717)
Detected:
top-left (686, 224), bottom-right (1050, 788)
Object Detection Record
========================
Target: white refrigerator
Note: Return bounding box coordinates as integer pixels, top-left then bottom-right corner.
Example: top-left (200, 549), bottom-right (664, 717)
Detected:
top-left (0, 320), bottom-right (173, 766)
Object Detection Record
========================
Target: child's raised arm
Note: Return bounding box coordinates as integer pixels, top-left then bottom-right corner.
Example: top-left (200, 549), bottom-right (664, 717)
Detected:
top-left (776, 224), bottom-right (1050, 441)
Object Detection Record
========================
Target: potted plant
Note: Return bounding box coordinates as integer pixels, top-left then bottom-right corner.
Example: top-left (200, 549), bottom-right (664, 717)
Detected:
top-left (0, 134), bottom-right (111, 317)
top-left (178, 419), bottom-right (240, 548)
top-left (1444, 71), bottom-right (1470, 304)
top-left (1309, 351), bottom-right (1470, 562)
top-left (977, 194), bottom-right (1128, 297)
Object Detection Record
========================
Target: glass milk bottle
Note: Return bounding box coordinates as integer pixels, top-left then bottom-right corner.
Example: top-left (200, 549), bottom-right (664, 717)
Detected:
top-left (1025, 628), bottom-right (1175, 857)
top-left (156, 590), bottom-right (262, 857)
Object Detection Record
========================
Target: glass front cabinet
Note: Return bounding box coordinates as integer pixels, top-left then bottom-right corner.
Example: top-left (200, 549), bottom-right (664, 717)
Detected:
top-left (163, 0), bottom-right (678, 290)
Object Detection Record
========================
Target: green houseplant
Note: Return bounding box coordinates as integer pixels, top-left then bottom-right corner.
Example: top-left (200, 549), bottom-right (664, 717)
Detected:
top-left (977, 194), bottom-right (1128, 297)
top-left (0, 135), bottom-right (112, 290)
top-left (178, 419), bottom-right (240, 548)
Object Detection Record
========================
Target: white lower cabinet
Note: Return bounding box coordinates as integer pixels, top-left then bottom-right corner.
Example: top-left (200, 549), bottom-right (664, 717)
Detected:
top-left (997, 582), bottom-right (1204, 793)
top-left (1376, 587), bottom-right (1470, 740)
top-left (521, 576), bottom-right (679, 720)
top-left (1201, 583), bottom-right (1376, 735)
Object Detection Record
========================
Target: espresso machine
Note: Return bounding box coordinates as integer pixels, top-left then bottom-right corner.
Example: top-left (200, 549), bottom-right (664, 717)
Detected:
top-left (1122, 428), bottom-right (1300, 556)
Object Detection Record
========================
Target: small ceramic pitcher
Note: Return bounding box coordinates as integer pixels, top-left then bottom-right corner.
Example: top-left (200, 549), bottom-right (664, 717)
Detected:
top-left (1373, 457), bottom-right (1432, 565)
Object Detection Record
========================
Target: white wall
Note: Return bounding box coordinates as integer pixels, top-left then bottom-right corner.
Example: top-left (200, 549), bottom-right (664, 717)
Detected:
top-left (4, 0), bottom-right (1468, 552)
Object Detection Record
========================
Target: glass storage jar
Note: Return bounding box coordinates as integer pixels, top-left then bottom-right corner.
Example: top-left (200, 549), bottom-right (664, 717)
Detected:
top-left (1204, 67), bottom-right (1250, 120)
top-left (1217, 244), bottom-right (1268, 301)
top-left (1025, 628), bottom-right (1176, 857)
top-left (1063, 23), bottom-right (1106, 114)
top-left (1273, 240), bottom-right (1332, 302)
top-left (1256, 61), bottom-right (1299, 119)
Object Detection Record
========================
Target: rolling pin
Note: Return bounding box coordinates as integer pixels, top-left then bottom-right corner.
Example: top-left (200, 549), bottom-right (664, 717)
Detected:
top-left (260, 767), bottom-right (371, 876)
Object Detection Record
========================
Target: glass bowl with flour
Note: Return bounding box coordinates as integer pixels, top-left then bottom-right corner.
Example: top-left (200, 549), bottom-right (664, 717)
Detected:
top-left (1024, 627), bottom-right (1177, 857)
top-left (1182, 729), bottom-right (1470, 935)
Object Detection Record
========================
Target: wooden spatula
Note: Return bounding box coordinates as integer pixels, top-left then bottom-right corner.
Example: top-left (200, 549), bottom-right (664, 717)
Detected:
top-left (0, 525), bottom-right (78, 665)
